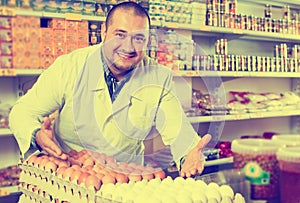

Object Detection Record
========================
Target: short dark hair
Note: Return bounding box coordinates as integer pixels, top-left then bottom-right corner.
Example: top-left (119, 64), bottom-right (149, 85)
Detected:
top-left (105, 1), bottom-right (151, 30)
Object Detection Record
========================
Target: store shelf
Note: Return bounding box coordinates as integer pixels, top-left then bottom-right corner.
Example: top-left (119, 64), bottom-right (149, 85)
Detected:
top-left (0, 7), bottom-right (106, 21)
top-left (2, 7), bottom-right (299, 43)
top-left (0, 69), bottom-right (44, 77)
top-left (205, 157), bottom-right (234, 167)
top-left (0, 128), bottom-right (12, 137)
top-left (173, 70), bottom-right (300, 78)
top-left (159, 23), bottom-right (300, 42)
top-left (0, 186), bottom-right (19, 197)
top-left (188, 109), bottom-right (300, 123)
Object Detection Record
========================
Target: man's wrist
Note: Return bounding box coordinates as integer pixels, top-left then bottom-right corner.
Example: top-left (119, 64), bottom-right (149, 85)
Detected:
top-left (31, 128), bottom-right (43, 151)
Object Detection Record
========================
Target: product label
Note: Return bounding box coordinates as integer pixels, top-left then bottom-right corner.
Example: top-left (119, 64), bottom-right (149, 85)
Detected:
top-left (242, 161), bottom-right (270, 185)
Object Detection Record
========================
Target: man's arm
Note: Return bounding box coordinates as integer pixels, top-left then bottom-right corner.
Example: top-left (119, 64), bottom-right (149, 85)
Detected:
top-left (154, 72), bottom-right (211, 177)
top-left (9, 56), bottom-right (66, 157)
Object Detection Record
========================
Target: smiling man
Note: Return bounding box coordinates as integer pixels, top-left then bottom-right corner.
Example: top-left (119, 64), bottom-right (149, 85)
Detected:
top-left (9, 1), bottom-right (211, 179)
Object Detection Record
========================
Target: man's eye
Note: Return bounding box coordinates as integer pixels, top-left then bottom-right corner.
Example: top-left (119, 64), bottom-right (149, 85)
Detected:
top-left (133, 36), bottom-right (145, 43)
top-left (116, 33), bottom-right (126, 39)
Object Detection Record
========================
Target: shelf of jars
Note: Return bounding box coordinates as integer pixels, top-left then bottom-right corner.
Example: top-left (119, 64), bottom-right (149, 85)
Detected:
top-left (1, 68), bottom-right (300, 78)
top-left (173, 70), bottom-right (300, 78)
top-left (187, 108), bottom-right (300, 124)
top-left (1, 7), bottom-right (299, 43)
top-left (0, 69), bottom-right (44, 77)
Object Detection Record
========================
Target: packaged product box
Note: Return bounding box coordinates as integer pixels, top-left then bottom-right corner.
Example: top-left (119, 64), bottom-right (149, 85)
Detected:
top-left (30, 0), bottom-right (45, 11)
top-left (94, 3), bottom-right (108, 17)
top-left (0, 29), bottom-right (12, 42)
top-left (39, 54), bottom-right (54, 69)
top-left (0, 17), bottom-right (12, 29)
top-left (69, 0), bottom-right (84, 14)
top-left (59, 0), bottom-right (72, 13)
top-left (66, 20), bottom-right (78, 31)
top-left (19, 0), bottom-right (31, 8)
top-left (82, 0), bottom-right (96, 15)
top-left (78, 20), bottom-right (88, 32)
top-left (77, 31), bottom-right (89, 48)
top-left (49, 18), bottom-right (66, 30)
top-left (0, 42), bottom-right (13, 55)
top-left (0, 55), bottom-right (13, 68)
top-left (44, 0), bottom-right (59, 12)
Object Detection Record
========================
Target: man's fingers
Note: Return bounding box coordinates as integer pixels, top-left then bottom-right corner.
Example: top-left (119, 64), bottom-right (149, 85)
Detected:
top-left (41, 117), bottom-right (52, 130)
top-left (196, 134), bottom-right (212, 151)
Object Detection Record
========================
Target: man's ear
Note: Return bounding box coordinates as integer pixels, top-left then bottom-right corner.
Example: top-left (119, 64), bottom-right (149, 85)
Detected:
top-left (101, 22), bottom-right (106, 41)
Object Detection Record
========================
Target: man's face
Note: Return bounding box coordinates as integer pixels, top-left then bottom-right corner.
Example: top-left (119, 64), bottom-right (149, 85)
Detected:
top-left (101, 10), bottom-right (149, 75)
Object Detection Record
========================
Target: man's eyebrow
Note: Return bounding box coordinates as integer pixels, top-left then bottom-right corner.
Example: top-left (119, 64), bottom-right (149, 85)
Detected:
top-left (114, 29), bottom-right (127, 33)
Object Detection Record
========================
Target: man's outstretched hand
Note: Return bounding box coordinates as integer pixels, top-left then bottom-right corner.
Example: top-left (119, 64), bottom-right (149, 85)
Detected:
top-left (35, 117), bottom-right (68, 160)
top-left (180, 134), bottom-right (212, 178)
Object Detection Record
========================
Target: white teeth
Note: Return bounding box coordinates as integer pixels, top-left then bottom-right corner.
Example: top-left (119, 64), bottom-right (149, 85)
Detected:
top-left (118, 52), bottom-right (135, 58)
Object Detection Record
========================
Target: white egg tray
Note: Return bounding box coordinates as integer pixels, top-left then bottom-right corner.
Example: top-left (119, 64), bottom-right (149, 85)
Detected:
top-left (19, 162), bottom-right (246, 203)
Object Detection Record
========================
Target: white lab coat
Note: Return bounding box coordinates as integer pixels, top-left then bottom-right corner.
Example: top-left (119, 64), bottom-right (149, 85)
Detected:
top-left (9, 43), bottom-right (200, 165)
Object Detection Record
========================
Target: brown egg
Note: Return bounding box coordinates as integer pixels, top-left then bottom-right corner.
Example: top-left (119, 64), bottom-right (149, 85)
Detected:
top-left (44, 161), bottom-right (58, 173)
top-left (78, 149), bottom-right (88, 157)
top-left (78, 172), bottom-right (91, 185)
top-left (95, 172), bottom-right (105, 181)
top-left (62, 167), bottom-right (75, 181)
top-left (93, 164), bottom-right (104, 173)
top-left (153, 168), bottom-right (166, 180)
top-left (68, 149), bottom-right (78, 157)
top-left (83, 158), bottom-right (95, 167)
top-left (105, 156), bottom-right (116, 164)
top-left (27, 155), bottom-right (38, 166)
top-left (56, 166), bottom-right (68, 177)
top-left (128, 173), bottom-right (142, 182)
top-left (57, 161), bottom-right (70, 168)
top-left (142, 171), bottom-right (154, 181)
top-left (127, 162), bottom-right (138, 168)
top-left (102, 174), bottom-right (116, 184)
top-left (115, 173), bottom-right (128, 183)
top-left (70, 170), bottom-right (82, 183)
top-left (71, 164), bottom-right (81, 170)
top-left (85, 175), bottom-right (101, 191)
top-left (69, 157), bottom-right (82, 167)
top-left (39, 157), bottom-right (49, 170)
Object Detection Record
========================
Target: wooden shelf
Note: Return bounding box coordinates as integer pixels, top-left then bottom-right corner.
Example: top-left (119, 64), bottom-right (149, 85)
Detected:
top-left (0, 128), bottom-right (12, 137)
top-left (173, 70), bottom-right (300, 78)
top-left (0, 186), bottom-right (19, 197)
top-left (205, 157), bottom-right (233, 167)
top-left (0, 7), bottom-right (298, 42)
top-left (188, 109), bottom-right (300, 123)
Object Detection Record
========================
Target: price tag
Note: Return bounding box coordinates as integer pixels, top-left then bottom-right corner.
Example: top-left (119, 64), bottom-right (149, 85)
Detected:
top-left (211, 115), bottom-right (224, 122)
top-left (199, 25), bottom-right (211, 31)
top-left (233, 29), bottom-right (243, 34)
top-left (65, 13), bottom-right (81, 21)
top-left (250, 112), bottom-right (264, 118)
top-left (0, 69), bottom-right (16, 76)
top-left (0, 188), bottom-right (10, 196)
top-left (165, 22), bottom-right (179, 28)
top-left (0, 6), bottom-right (15, 16)
top-left (233, 71), bottom-right (243, 77)
top-left (185, 71), bottom-right (194, 77)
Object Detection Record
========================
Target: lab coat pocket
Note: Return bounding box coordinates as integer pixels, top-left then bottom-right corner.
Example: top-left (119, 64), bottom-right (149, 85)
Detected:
top-left (127, 96), bottom-right (156, 135)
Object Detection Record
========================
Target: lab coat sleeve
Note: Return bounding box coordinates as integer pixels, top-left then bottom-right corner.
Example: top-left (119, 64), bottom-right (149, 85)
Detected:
top-left (155, 73), bottom-right (201, 164)
top-left (9, 55), bottom-right (67, 157)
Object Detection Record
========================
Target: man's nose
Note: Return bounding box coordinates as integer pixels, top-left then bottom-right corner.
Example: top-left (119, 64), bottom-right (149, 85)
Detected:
top-left (121, 36), bottom-right (135, 52)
